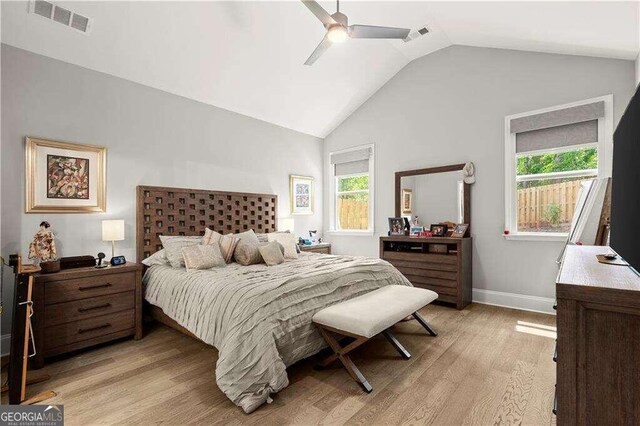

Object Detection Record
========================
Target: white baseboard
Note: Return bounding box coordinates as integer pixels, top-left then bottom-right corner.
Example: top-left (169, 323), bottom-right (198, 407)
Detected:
top-left (473, 289), bottom-right (556, 315)
top-left (1, 334), bottom-right (11, 356)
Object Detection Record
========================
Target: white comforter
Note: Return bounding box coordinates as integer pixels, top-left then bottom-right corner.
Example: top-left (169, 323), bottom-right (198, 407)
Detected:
top-left (143, 252), bottom-right (411, 412)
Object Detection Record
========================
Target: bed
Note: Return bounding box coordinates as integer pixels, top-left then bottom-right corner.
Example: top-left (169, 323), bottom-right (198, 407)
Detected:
top-left (136, 185), bottom-right (411, 413)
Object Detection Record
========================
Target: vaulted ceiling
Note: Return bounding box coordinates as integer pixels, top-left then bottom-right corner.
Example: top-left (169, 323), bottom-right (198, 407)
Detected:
top-left (2, 1), bottom-right (638, 137)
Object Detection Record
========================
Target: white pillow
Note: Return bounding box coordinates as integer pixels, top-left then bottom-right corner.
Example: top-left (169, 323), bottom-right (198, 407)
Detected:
top-left (267, 232), bottom-right (298, 259)
top-left (159, 235), bottom-right (203, 268)
top-left (141, 249), bottom-right (169, 267)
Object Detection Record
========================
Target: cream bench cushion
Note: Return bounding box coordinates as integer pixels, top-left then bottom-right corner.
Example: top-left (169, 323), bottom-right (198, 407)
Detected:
top-left (312, 285), bottom-right (438, 339)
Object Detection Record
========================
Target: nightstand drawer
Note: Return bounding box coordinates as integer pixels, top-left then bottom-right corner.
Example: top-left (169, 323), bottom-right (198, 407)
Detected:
top-left (45, 292), bottom-right (135, 327)
top-left (45, 272), bottom-right (135, 304)
top-left (44, 309), bottom-right (134, 350)
top-left (300, 244), bottom-right (331, 254)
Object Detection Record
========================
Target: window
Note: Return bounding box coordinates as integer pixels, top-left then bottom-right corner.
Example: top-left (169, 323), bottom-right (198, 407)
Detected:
top-left (328, 145), bottom-right (374, 234)
top-left (505, 96), bottom-right (613, 240)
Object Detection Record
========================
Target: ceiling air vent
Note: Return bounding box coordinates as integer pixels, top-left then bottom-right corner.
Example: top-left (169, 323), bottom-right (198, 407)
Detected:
top-left (403, 26), bottom-right (430, 43)
top-left (28, 0), bottom-right (93, 34)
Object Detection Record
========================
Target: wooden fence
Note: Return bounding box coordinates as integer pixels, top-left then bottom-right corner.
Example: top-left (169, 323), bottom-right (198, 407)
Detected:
top-left (517, 180), bottom-right (582, 231)
top-left (337, 199), bottom-right (369, 230)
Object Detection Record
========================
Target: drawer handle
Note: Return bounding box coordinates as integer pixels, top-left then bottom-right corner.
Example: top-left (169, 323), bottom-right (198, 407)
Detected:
top-left (78, 303), bottom-right (111, 313)
top-left (78, 323), bottom-right (111, 334)
top-left (78, 283), bottom-right (112, 291)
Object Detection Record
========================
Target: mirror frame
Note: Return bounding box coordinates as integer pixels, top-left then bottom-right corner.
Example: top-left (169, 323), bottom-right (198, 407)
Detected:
top-left (395, 163), bottom-right (471, 229)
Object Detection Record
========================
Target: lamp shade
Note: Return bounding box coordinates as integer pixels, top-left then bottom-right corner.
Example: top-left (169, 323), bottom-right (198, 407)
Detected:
top-left (102, 220), bottom-right (125, 242)
top-left (278, 217), bottom-right (295, 234)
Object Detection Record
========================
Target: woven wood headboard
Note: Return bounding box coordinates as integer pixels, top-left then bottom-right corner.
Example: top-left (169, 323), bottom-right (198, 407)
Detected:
top-left (136, 185), bottom-right (278, 261)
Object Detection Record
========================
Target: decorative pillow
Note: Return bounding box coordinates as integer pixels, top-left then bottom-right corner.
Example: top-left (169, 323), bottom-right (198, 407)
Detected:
top-left (233, 240), bottom-right (264, 266)
top-left (203, 228), bottom-right (239, 263)
top-left (259, 241), bottom-right (285, 266)
top-left (256, 230), bottom-right (291, 244)
top-left (182, 244), bottom-right (226, 271)
top-left (268, 232), bottom-right (298, 259)
top-left (141, 249), bottom-right (170, 267)
top-left (233, 241), bottom-right (286, 266)
top-left (232, 229), bottom-right (260, 244)
top-left (159, 235), bottom-right (203, 268)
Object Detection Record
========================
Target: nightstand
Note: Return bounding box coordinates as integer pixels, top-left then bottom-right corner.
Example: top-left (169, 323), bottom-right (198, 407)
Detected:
top-left (30, 263), bottom-right (143, 368)
top-left (300, 243), bottom-right (332, 254)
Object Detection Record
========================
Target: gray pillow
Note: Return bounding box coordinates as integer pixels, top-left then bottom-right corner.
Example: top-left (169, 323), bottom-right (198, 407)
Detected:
top-left (234, 240), bottom-right (286, 266)
top-left (159, 235), bottom-right (203, 268)
top-left (182, 244), bottom-right (226, 271)
top-left (234, 240), bottom-right (263, 266)
top-left (259, 241), bottom-right (285, 266)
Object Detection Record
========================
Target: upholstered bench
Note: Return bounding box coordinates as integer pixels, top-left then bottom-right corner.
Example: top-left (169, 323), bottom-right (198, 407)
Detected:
top-left (312, 285), bottom-right (438, 392)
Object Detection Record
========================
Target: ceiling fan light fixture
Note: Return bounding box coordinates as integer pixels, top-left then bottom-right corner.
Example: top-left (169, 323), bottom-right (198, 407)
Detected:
top-left (327, 25), bottom-right (348, 43)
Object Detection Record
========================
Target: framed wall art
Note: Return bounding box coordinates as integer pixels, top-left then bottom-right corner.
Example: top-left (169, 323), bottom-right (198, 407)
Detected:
top-left (290, 175), bottom-right (314, 215)
top-left (401, 188), bottom-right (413, 215)
top-left (25, 137), bottom-right (106, 213)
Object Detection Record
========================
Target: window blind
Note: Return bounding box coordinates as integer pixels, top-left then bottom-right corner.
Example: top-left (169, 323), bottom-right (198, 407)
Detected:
top-left (330, 147), bottom-right (371, 176)
top-left (510, 101), bottom-right (604, 154)
top-left (516, 120), bottom-right (598, 153)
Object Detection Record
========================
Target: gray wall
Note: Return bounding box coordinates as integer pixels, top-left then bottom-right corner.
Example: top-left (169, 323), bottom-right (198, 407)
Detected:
top-left (1, 44), bottom-right (323, 336)
top-left (324, 45), bottom-right (636, 306)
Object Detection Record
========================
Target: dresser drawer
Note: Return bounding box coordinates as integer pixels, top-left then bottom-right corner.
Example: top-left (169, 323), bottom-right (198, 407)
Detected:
top-left (45, 292), bottom-right (135, 327)
top-left (45, 272), bottom-right (135, 304)
top-left (44, 309), bottom-right (134, 350)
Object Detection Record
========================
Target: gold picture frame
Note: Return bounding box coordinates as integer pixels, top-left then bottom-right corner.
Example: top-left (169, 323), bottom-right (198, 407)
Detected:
top-left (25, 137), bottom-right (107, 213)
top-left (401, 188), bottom-right (413, 214)
top-left (290, 174), bottom-right (314, 215)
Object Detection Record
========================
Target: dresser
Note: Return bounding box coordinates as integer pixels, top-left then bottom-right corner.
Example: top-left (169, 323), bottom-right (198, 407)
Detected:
top-left (300, 243), bottom-right (332, 254)
top-left (556, 245), bottom-right (640, 424)
top-left (31, 263), bottom-right (143, 368)
top-left (380, 236), bottom-right (472, 309)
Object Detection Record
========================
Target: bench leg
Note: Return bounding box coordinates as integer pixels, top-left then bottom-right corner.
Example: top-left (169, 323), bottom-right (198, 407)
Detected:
top-left (316, 325), bottom-right (373, 393)
top-left (382, 330), bottom-right (411, 360)
top-left (413, 312), bottom-right (438, 336)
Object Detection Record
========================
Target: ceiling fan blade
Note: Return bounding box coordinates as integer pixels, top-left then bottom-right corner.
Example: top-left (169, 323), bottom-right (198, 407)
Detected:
top-left (304, 34), bottom-right (332, 65)
top-left (348, 24), bottom-right (410, 39)
top-left (301, 0), bottom-right (336, 27)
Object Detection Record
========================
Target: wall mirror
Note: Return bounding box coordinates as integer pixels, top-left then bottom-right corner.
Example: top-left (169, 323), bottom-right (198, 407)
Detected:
top-left (395, 163), bottom-right (471, 229)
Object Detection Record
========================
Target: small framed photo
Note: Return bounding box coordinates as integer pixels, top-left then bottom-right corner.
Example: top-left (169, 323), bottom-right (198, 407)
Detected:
top-left (388, 217), bottom-right (405, 236)
top-left (410, 226), bottom-right (424, 236)
top-left (401, 188), bottom-right (413, 214)
top-left (451, 224), bottom-right (469, 238)
top-left (290, 175), bottom-right (314, 215)
top-left (430, 224), bottom-right (447, 237)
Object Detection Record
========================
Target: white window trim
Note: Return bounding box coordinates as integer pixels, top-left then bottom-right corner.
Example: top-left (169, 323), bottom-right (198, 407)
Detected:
top-left (326, 144), bottom-right (375, 236)
top-left (504, 95), bottom-right (613, 242)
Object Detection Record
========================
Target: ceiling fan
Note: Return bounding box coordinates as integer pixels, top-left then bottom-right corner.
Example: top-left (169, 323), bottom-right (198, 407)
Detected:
top-left (301, 0), bottom-right (410, 65)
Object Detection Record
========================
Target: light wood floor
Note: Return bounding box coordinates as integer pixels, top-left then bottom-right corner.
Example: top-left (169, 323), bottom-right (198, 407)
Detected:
top-left (4, 303), bottom-right (557, 425)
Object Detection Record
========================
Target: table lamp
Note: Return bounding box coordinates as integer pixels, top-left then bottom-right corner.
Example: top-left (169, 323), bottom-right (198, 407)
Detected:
top-left (102, 220), bottom-right (125, 259)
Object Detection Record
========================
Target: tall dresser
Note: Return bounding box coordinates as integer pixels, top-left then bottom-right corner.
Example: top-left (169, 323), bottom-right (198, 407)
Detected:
top-left (556, 245), bottom-right (640, 424)
top-left (380, 236), bottom-right (472, 309)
